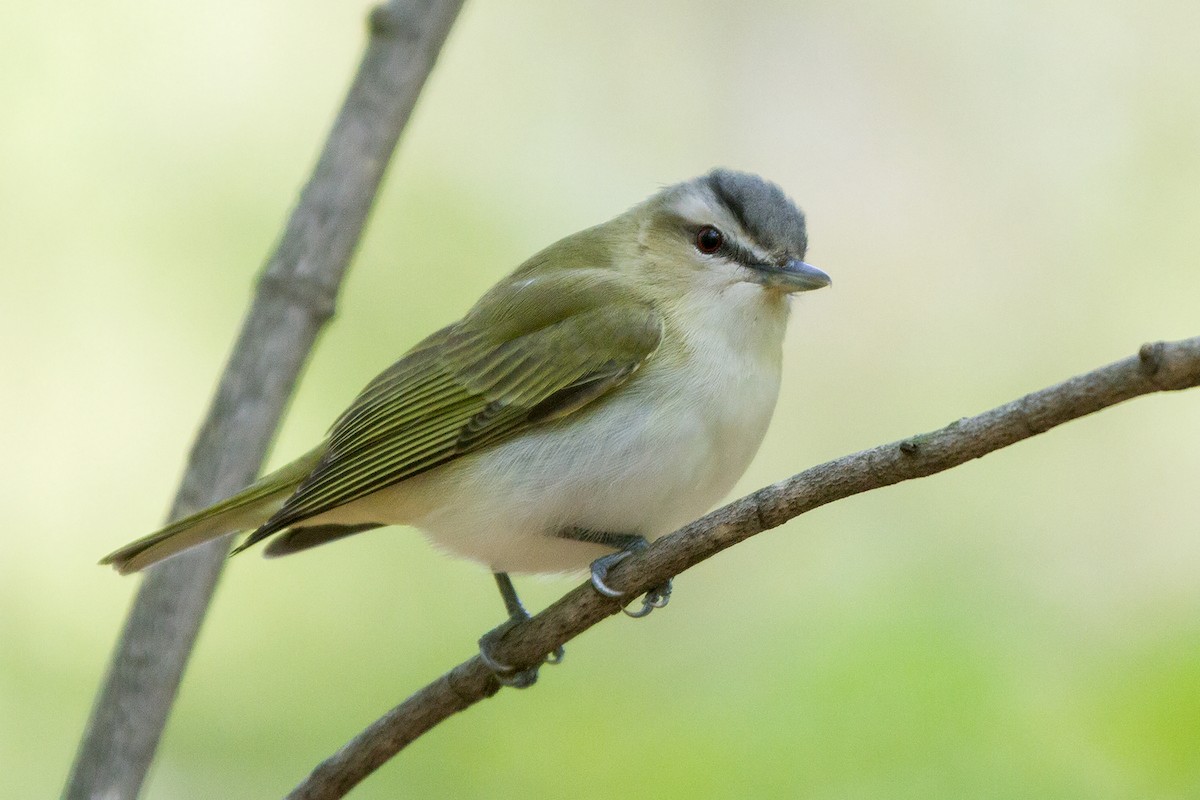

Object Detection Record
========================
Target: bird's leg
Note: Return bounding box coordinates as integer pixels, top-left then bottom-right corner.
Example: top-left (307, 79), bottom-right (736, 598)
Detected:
top-left (558, 528), bottom-right (673, 618)
top-left (477, 572), bottom-right (563, 688)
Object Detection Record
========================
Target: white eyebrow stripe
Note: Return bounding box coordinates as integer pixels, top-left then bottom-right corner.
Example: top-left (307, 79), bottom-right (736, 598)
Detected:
top-left (666, 184), bottom-right (791, 268)
top-left (669, 188), bottom-right (765, 258)
top-left (669, 191), bottom-right (722, 226)
top-left (737, 239), bottom-right (773, 265)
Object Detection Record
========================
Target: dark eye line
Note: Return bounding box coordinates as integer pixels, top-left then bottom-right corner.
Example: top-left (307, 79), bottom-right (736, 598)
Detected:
top-left (696, 227), bottom-right (761, 267)
top-left (670, 217), bottom-right (768, 268)
top-left (726, 240), bottom-right (764, 268)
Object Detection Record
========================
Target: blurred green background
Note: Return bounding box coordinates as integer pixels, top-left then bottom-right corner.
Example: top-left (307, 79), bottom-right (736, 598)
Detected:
top-left (3, 0), bottom-right (1199, 797)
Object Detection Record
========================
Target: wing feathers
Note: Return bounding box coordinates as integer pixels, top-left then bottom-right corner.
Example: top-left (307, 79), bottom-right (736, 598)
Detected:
top-left (330, 369), bottom-right (456, 450)
top-left (246, 274), bottom-right (662, 546)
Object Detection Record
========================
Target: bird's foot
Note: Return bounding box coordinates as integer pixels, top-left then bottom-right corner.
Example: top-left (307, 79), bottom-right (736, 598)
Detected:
top-left (477, 611), bottom-right (564, 688)
top-left (590, 549), bottom-right (673, 618)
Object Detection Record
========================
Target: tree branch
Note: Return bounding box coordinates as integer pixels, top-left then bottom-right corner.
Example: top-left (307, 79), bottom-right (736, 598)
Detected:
top-left (64, 3), bottom-right (464, 798)
top-left (287, 335), bottom-right (1200, 800)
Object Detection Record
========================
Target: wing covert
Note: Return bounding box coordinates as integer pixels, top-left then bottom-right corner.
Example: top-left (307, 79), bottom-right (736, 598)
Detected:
top-left (241, 273), bottom-right (661, 547)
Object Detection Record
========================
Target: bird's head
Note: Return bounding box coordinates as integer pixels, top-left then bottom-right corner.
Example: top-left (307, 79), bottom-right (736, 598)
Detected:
top-left (626, 169), bottom-right (830, 298)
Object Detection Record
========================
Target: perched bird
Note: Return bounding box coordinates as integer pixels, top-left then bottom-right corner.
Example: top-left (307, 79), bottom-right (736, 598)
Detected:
top-left (103, 169), bottom-right (830, 685)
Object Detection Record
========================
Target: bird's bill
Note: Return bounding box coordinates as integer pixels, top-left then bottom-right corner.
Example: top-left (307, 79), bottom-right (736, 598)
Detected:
top-left (750, 259), bottom-right (832, 293)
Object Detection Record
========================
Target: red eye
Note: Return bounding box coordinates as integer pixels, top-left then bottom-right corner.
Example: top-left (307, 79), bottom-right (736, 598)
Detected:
top-left (695, 225), bottom-right (724, 254)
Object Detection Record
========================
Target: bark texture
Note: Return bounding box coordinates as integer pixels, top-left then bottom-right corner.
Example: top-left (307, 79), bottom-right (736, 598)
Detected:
top-left (287, 336), bottom-right (1200, 800)
top-left (64, 3), bottom-right (465, 798)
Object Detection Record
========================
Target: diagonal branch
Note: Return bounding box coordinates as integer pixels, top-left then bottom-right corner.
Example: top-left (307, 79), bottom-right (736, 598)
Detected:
top-left (287, 335), bottom-right (1200, 800)
top-left (64, 3), bottom-right (464, 798)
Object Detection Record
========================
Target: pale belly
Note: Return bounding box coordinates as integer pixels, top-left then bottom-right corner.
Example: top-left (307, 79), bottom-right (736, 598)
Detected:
top-left (408, 378), bottom-right (774, 573)
top-left (317, 285), bottom-right (792, 574)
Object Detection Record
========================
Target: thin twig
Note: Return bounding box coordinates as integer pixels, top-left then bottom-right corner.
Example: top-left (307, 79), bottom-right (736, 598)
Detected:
top-left (64, 3), bottom-right (464, 798)
top-left (287, 335), bottom-right (1200, 800)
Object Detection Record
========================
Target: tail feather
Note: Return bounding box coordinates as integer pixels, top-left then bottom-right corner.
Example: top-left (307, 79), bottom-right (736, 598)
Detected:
top-left (101, 445), bottom-right (325, 574)
top-left (262, 523), bottom-right (383, 557)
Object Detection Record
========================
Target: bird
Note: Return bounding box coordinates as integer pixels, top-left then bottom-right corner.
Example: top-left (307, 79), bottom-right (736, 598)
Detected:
top-left (102, 169), bottom-right (830, 686)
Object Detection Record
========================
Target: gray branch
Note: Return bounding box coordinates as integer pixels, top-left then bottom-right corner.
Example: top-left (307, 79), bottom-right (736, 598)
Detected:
top-left (287, 336), bottom-right (1200, 800)
top-left (63, 2), bottom-right (464, 798)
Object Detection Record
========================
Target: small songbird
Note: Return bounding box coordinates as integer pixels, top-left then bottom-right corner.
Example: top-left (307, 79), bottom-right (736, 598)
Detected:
top-left (103, 169), bottom-right (830, 685)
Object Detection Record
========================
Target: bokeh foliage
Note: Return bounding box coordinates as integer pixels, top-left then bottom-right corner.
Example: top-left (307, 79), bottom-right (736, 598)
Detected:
top-left (2, 1), bottom-right (1199, 797)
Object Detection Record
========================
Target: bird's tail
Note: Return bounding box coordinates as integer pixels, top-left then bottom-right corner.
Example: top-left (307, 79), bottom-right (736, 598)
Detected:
top-left (100, 445), bottom-right (325, 575)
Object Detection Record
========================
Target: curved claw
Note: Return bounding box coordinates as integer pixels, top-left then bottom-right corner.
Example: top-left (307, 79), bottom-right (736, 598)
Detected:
top-left (589, 549), bottom-right (673, 619)
top-left (479, 618), bottom-right (563, 688)
top-left (477, 642), bottom-right (516, 675)
top-left (590, 551), bottom-right (633, 598)
top-left (499, 668), bottom-right (540, 689)
top-left (622, 598), bottom-right (657, 618)
top-left (621, 580), bottom-right (673, 618)
top-left (478, 643), bottom-right (539, 687)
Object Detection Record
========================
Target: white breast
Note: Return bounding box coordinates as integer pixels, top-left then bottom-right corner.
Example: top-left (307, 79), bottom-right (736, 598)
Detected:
top-left (333, 284), bottom-right (791, 575)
